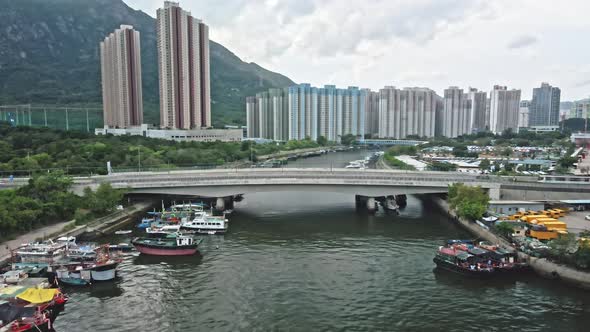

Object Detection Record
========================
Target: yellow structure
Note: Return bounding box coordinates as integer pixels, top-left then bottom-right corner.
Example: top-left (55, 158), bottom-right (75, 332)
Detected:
top-left (16, 288), bottom-right (59, 304)
top-left (520, 215), bottom-right (548, 223)
top-left (550, 209), bottom-right (566, 218)
top-left (530, 217), bottom-right (559, 224)
top-left (529, 229), bottom-right (559, 240)
top-left (539, 221), bottom-right (567, 231)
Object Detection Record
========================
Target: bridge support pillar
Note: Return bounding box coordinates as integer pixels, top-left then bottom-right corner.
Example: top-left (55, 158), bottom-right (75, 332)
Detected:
top-left (215, 197), bottom-right (225, 211)
top-left (366, 197), bottom-right (376, 212)
top-left (488, 188), bottom-right (501, 200)
top-left (394, 194), bottom-right (407, 208)
top-left (355, 195), bottom-right (362, 210)
top-left (383, 196), bottom-right (399, 212)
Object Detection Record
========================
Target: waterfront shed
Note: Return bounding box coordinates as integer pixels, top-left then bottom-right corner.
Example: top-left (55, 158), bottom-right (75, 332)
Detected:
top-left (489, 200), bottom-right (544, 215)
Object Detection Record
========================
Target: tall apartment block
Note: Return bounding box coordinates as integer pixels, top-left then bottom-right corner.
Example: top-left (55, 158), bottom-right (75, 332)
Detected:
top-left (100, 25), bottom-right (143, 128)
top-left (529, 83), bottom-right (561, 127)
top-left (157, 1), bottom-right (210, 129)
top-left (489, 85), bottom-right (521, 134)
top-left (570, 99), bottom-right (590, 119)
top-left (246, 96), bottom-right (259, 138)
top-left (467, 88), bottom-right (487, 132)
top-left (518, 100), bottom-right (530, 128)
top-left (247, 84), bottom-right (371, 142)
top-left (439, 87), bottom-right (471, 138)
top-left (363, 89), bottom-right (380, 137)
top-left (378, 87), bottom-right (437, 139)
top-left (287, 84), bottom-right (366, 141)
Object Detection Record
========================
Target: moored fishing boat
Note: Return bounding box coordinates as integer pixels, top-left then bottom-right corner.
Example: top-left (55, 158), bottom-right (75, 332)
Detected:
top-left (433, 246), bottom-right (495, 277)
top-left (132, 233), bottom-right (202, 256)
top-left (54, 245), bottom-right (121, 284)
top-left (15, 241), bottom-right (67, 264)
top-left (146, 224), bottom-right (181, 237)
top-left (108, 243), bottom-right (134, 252)
top-left (0, 302), bottom-right (53, 332)
top-left (180, 215), bottom-right (229, 235)
top-left (137, 216), bottom-right (156, 229)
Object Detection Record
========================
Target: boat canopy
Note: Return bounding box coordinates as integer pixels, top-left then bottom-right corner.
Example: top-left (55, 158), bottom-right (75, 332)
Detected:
top-left (16, 288), bottom-right (59, 304)
top-left (467, 247), bottom-right (489, 256)
top-left (455, 251), bottom-right (472, 260)
top-left (0, 302), bottom-right (36, 324)
top-left (446, 240), bottom-right (474, 245)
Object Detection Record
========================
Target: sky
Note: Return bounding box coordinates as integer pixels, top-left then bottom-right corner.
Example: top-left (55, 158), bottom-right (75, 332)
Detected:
top-left (125, 0), bottom-right (590, 101)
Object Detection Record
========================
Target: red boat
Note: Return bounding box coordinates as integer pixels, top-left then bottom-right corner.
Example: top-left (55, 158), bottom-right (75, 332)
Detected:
top-left (131, 233), bottom-right (201, 256)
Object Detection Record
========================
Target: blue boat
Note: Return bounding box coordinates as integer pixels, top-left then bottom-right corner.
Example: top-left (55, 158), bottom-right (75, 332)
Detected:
top-left (59, 277), bottom-right (91, 286)
top-left (137, 217), bottom-right (155, 229)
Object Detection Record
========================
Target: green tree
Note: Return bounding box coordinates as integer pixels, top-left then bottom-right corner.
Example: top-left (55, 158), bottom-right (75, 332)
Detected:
top-left (317, 136), bottom-right (328, 146)
top-left (427, 161), bottom-right (457, 172)
top-left (495, 222), bottom-right (515, 238)
top-left (340, 134), bottom-right (357, 146)
top-left (549, 233), bottom-right (578, 257)
top-left (448, 183), bottom-right (489, 220)
top-left (83, 183), bottom-right (124, 215)
top-left (479, 158), bottom-right (491, 170)
top-left (574, 245), bottom-right (590, 269)
top-left (558, 156), bottom-right (577, 169)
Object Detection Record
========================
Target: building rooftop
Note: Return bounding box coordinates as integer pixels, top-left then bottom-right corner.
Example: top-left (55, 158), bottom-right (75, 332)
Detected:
top-left (489, 200), bottom-right (544, 205)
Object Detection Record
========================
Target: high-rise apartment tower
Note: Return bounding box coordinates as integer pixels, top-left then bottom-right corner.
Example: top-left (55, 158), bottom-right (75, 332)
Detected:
top-left (157, 1), bottom-right (210, 129)
top-left (100, 25), bottom-right (143, 128)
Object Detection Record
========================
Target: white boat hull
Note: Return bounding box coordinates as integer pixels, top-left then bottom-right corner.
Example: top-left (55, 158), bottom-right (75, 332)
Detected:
top-left (90, 268), bottom-right (117, 281)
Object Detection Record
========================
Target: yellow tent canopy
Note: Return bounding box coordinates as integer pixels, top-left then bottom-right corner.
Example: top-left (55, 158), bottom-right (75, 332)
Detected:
top-left (16, 288), bottom-right (58, 304)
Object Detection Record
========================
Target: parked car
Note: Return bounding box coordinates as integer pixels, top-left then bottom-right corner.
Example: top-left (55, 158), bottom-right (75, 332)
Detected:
top-left (585, 215), bottom-right (590, 221)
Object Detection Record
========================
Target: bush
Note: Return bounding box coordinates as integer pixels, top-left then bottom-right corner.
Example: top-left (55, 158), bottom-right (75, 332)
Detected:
top-left (494, 222), bottom-right (515, 238)
top-left (448, 183), bottom-right (489, 220)
top-left (74, 209), bottom-right (92, 225)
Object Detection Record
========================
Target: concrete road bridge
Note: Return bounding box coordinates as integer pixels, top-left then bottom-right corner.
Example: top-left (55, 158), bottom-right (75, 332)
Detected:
top-left (2, 168), bottom-right (590, 206)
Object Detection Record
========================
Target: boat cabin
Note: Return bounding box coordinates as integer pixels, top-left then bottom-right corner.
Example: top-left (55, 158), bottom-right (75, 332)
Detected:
top-left (176, 236), bottom-right (194, 246)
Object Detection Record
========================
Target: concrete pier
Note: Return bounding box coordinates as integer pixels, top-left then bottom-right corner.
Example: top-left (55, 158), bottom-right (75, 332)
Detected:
top-left (215, 197), bottom-right (225, 211)
top-left (366, 197), bottom-right (376, 212)
top-left (355, 195), bottom-right (377, 213)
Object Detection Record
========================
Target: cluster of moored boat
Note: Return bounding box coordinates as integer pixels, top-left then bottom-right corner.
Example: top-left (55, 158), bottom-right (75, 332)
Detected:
top-left (0, 236), bottom-right (123, 331)
top-left (132, 203), bottom-right (229, 256)
top-left (433, 240), bottom-right (528, 277)
top-left (345, 151), bottom-right (383, 169)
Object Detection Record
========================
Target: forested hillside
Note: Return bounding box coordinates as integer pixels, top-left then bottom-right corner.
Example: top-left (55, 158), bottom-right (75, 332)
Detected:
top-left (0, 0), bottom-right (294, 127)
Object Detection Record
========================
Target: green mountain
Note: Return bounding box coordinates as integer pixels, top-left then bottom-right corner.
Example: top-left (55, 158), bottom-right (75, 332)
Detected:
top-left (0, 0), bottom-right (294, 127)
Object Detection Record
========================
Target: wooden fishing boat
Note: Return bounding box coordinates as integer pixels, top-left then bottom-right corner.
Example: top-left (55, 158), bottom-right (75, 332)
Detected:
top-left (433, 246), bottom-right (495, 277)
top-left (132, 233), bottom-right (201, 256)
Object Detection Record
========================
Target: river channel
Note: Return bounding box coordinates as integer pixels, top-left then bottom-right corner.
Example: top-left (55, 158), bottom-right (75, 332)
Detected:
top-left (55, 149), bottom-right (590, 331)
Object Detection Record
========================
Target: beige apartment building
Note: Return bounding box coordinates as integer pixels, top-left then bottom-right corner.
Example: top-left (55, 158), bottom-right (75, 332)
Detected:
top-left (157, 1), bottom-right (211, 129)
top-left (100, 25), bottom-right (143, 128)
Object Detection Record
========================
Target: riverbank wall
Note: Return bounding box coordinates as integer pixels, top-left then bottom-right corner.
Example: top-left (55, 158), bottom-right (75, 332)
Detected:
top-left (0, 201), bottom-right (153, 266)
top-left (430, 196), bottom-right (590, 290)
top-left (67, 201), bottom-right (153, 239)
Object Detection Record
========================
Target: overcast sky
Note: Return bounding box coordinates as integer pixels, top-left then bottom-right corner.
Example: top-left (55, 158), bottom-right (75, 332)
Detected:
top-left (125, 0), bottom-right (590, 101)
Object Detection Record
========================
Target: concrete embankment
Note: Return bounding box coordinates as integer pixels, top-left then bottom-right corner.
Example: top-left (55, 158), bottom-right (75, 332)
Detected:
top-left (70, 201), bottom-right (153, 239)
top-left (431, 196), bottom-right (590, 290)
top-left (256, 146), bottom-right (346, 162)
top-left (0, 201), bottom-right (153, 265)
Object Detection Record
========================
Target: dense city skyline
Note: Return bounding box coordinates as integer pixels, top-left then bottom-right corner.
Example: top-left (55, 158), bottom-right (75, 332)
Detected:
top-left (124, 0), bottom-right (590, 101)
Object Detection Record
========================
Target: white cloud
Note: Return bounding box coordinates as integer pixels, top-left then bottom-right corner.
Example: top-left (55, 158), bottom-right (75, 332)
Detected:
top-left (125, 0), bottom-right (590, 100)
top-left (507, 35), bottom-right (538, 49)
